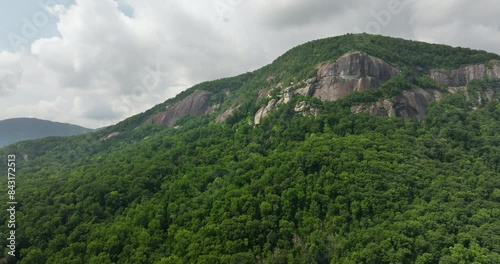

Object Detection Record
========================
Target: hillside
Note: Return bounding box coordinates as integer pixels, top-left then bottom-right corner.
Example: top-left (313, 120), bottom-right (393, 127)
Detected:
top-left (0, 34), bottom-right (500, 264)
top-left (0, 118), bottom-right (93, 147)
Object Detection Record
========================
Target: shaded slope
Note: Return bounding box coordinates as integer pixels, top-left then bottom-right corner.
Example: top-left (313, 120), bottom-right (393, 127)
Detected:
top-left (0, 118), bottom-right (93, 147)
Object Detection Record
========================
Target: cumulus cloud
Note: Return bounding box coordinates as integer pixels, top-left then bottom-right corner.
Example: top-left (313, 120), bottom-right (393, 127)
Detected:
top-left (31, 0), bottom-right (148, 94)
top-left (72, 96), bottom-right (121, 121)
top-left (3, 96), bottom-right (69, 121)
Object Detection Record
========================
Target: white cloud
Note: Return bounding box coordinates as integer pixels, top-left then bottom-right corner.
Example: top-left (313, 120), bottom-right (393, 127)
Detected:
top-left (408, 0), bottom-right (500, 53)
top-left (72, 96), bottom-right (121, 120)
top-left (3, 96), bottom-right (69, 121)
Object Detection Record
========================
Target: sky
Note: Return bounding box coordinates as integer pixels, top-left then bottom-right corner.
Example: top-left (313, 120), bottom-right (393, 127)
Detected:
top-left (0, 0), bottom-right (500, 129)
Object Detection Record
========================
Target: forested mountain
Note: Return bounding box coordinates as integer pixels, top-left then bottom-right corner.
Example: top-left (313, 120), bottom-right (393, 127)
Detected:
top-left (0, 34), bottom-right (499, 264)
top-left (0, 118), bottom-right (93, 147)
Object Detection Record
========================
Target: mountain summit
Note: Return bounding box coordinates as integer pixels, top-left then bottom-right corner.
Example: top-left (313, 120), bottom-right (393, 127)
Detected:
top-left (97, 33), bottom-right (500, 137)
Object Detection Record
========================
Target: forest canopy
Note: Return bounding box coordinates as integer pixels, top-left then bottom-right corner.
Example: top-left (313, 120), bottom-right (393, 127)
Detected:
top-left (1, 34), bottom-right (500, 264)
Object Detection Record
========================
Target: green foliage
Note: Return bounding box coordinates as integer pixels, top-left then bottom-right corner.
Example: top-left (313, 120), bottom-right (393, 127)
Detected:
top-left (1, 34), bottom-right (500, 263)
top-left (467, 77), bottom-right (500, 94)
top-left (414, 75), bottom-right (448, 92)
top-left (336, 69), bottom-right (417, 107)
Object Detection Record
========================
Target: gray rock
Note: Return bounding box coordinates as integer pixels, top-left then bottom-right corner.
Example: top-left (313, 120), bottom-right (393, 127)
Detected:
top-left (148, 90), bottom-right (212, 127)
top-left (352, 89), bottom-right (443, 121)
top-left (430, 60), bottom-right (500, 87)
top-left (254, 99), bottom-right (278, 125)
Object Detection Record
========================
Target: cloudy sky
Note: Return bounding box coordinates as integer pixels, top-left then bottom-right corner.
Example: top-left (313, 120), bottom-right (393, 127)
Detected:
top-left (0, 0), bottom-right (499, 128)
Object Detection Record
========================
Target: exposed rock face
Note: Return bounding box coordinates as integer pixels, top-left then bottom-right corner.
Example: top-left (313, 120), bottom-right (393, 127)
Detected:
top-left (430, 60), bottom-right (500, 87)
top-left (216, 105), bottom-right (240, 123)
top-left (352, 89), bottom-right (443, 121)
top-left (294, 101), bottom-right (320, 116)
top-left (277, 87), bottom-right (293, 105)
top-left (252, 52), bottom-right (399, 125)
top-left (483, 89), bottom-right (496, 102)
top-left (313, 52), bottom-right (399, 101)
top-left (251, 54), bottom-right (499, 124)
top-left (253, 87), bottom-right (295, 124)
top-left (295, 84), bottom-right (315, 97)
top-left (393, 89), bottom-right (444, 119)
top-left (100, 132), bottom-right (120, 141)
top-left (258, 87), bottom-right (273, 100)
top-left (149, 90), bottom-right (212, 127)
top-left (254, 99), bottom-right (277, 125)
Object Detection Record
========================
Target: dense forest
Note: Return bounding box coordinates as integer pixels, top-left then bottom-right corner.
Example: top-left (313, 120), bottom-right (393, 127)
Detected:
top-left (0, 34), bottom-right (499, 263)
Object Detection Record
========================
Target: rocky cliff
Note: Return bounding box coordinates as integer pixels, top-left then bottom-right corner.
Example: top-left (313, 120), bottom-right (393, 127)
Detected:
top-left (147, 56), bottom-right (499, 127)
top-left (430, 60), bottom-right (500, 87)
top-left (352, 85), bottom-right (499, 121)
top-left (351, 89), bottom-right (444, 121)
top-left (148, 90), bottom-right (212, 127)
top-left (254, 99), bottom-right (278, 125)
top-left (312, 52), bottom-right (400, 101)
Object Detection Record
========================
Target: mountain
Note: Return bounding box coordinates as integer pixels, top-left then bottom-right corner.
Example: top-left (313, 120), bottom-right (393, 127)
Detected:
top-left (0, 34), bottom-right (499, 263)
top-left (0, 118), bottom-right (93, 147)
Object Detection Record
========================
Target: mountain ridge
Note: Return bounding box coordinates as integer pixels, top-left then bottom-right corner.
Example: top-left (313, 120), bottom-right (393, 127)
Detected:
top-left (97, 33), bottom-right (500, 136)
top-left (0, 117), bottom-right (93, 147)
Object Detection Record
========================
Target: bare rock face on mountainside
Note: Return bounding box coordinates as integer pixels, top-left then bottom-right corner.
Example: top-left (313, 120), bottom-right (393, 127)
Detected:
top-left (216, 105), bottom-right (240, 123)
top-left (369, 59), bottom-right (500, 120)
top-left (148, 90), bottom-right (212, 127)
top-left (252, 52), bottom-right (400, 124)
top-left (430, 60), bottom-right (500, 87)
top-left (352, 85), bottom-right (499, 121)
top-left (254, 99), bottom-right (278, 125)
top-left (147, 55), bottom-right (499, 127)
top-left (352, 89), bottom-right (444, 121)
top-left (312, 52), bottom-right (400, 101)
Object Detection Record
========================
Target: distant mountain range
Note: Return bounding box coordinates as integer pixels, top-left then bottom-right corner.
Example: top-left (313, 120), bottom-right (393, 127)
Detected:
top-left (0, 118), bottom-right (93, 147)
